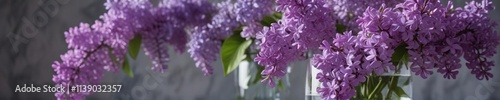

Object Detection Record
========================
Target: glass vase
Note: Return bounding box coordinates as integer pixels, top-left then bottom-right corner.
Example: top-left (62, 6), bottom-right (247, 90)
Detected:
top-left (306, 60), bottom-right (412, 100)
top-left (355, 66), bottom-right (412, 100)
top-left (236, 61), bottom-right (288, 100)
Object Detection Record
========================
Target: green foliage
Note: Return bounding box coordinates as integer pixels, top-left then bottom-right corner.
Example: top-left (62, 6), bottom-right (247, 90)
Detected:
top-left (221, 30), bottom-right (253, 76)
top-left (336, 23), bottom-right (347, 33)
top-left (260, 12), bottom-right (282, 26)
top-left (392, 44), bottom-right (409, 68)
top-left (128, 35), bottom-right (142, 59)
top-left (122, 58), bottom-right (134, 78)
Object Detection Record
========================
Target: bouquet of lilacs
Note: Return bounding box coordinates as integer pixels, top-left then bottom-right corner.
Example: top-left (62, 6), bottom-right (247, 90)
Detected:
top-left (52, 0), bottom-right (499, 100)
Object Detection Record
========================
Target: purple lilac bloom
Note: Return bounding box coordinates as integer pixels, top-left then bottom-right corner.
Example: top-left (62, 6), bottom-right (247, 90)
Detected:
top-left (356, 5), bottom-right (402, 75)
top-left (188, 1), bottom-right (240, 75)
top-left (275, 0), bottom-right (336, 51)
top-left (53, 0), bottom-right (216, 99)
top-left (255, 23), bottom-right (302, 87)
top-left (53, 0), bottom-right (153, 98)
top-left (53, 23), bottom-right (111, 100)
top-left (457, 0), bottom-right (499, 80)
top-left (97, 0), bottom-right (154, 72)
top-left (140, 0), bottom-right (215, 72)
top-left (312, 32), bottom-right (367, 100)
top-left (328, 0), bottom-right (403, 32)
top-left (313, 0), bottom-right (499, 99)
top-left (188, 26), bottom-right (221, 75)
top-left (395, 0), bottom-right (446, 79)
top-left (313, 5), bottom-right (404, 98)
top-left (235, 0), bottom-right (275, 38)
top-left (256, 0), bottom-right (337, 87)
top-left (394, 0), bottom-right (499, 80)
top-left (140, 14), bottom-right (171, 72)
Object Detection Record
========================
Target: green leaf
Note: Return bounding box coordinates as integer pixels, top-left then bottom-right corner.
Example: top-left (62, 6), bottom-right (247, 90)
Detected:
top-left (122, 58), bottom-right (134, 78)
top-left (393, 86), bottom-right (409, 97)
top-left (272, 12), bottom-right (283, 19)
top-left (336, 23), bottom-right (347, 33)
top-left (403, 53), bottom-right (410, 69)
top-left (221, 30), bottom-right (253, 76)
top-left (260, 12), bottom-right (282, 26)
top-left (403, 78), bottom-right (410, 86)
top-left (236, 96), bottom-right (244, 100)
top-left (355, 84), bottom-right (364, 98)
top-left (386, 76), bottom-right (400, 100)
top-left (277, 80), bottom-right (285, 91)
top-left (128, 35), bottom-right (142, 59)
top-left (260, 16), bottom-right (276, 26)
top-left (391, 44), bottom-right (409, 68)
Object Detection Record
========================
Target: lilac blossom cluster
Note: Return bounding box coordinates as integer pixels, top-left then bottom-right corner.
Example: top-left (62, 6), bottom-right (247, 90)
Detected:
top-left (328, 0), bottom-right (402, 32)
top-left (394, 0), bottom-right (499, 80)
top-left (311, 0), bottom-right (499, 99)
top-left (188, 1), bottom-right (239, 75)
top-left (235, 0), bottom-right (275, 38)
top-left (188, 0), bottom-right (275, 75)
top-left (255, 0), bottom-right (337, 87)
top-left (53, 0), bottom-right (214, 99)
top-left (142, 0), bottom-right (214, 72)
top-left (53, 23), bottom-right (110, 100)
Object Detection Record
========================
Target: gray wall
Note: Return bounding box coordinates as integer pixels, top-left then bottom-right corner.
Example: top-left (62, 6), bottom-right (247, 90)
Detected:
top-left (0, 0), bottom-right (499, 100)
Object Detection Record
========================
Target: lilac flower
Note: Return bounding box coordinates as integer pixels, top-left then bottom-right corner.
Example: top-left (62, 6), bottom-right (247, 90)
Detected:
top-left (188, 1), bottom-right (240, 75)
top-left (254, 23), bottom-right (302, 87)
top-left (96, 0), bottom-right (154, 72)
top-left (235, 0), bottom-right (274, 38)
top-left (256, 0), bottom-right (337, 86)
top-left (312, 32), bottom-right (367, 100)
top-left (137, 0), bottom-right (215, 72)
top-left (156, 0), bottom-right (214, 52)
top-left (394, 0), bottom-right (499, 80)
top-left (140, 16), bottom-right (171, 72)
top-left (53, 1), bottom-right (216, 99)
top-left (65, 23), bottom-right (104, 52)
top-left (158, 0), bottom-right (215, 28)
top-left (394, 0), bottom-right (455, 79)
top-left (275, 0), bottom-right (336, 51)
top-left (207, 1), bottom-right (241, 39)
top-left (241, 23), bottom-right (264, 38)
top-left (235, 0), bottom-right (274, 24)
top-left (54, 24), bottom-right (111, 100)
top-left (328, 0), bottom-right (403, 32)
top-left (313, 0), bottom-right (499, 99)
top-left (188, 26), bottom-right (221, 75)
top-left (458, 0), bottom-right (499, 80)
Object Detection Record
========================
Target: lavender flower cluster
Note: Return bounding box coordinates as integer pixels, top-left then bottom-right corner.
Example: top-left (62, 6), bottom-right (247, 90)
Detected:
top-left (53, 0), bottom-right (499, 99)
top-left (52, 0), bottom-right (214, 99)
top-left (309, 0), bottom-right (499, 99)
top-left (188, 0), bottom-right (275, 75)
top-left (255, 0), bottom-right (337, 87)
top-left (235, 0), bottom-right (275, 38)
top-left (328, 0), bottom-right (402, 32)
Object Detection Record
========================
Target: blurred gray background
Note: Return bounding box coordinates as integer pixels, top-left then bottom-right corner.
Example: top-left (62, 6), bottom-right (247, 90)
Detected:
top-left (0, 0), bottom-right (499, 100)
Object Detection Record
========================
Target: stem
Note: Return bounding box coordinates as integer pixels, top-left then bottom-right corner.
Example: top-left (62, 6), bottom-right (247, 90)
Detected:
top-left (355, 84), bottom-right (363, 98)
top-left (386, 77), bottom-right (394, 99)
top-left (386, 66), bottom-right (402, 99)
top-left (365, 77), bottom-right (370, 96)
top-left (368, 78), bottom-right (383, 99)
